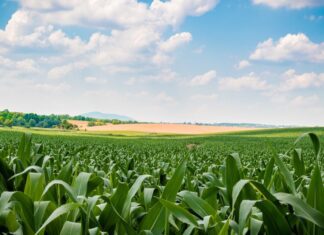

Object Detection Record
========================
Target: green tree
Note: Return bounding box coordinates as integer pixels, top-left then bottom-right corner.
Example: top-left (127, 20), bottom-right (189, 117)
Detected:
top-left (4, 119), bottom-right (13, 127)
top-left (28, 119), bottom-right (36, 127)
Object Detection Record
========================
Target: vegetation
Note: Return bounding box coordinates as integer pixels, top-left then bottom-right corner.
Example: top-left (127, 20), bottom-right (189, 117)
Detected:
top-left (88, 120), bottom-right (106, 127)
top-left (0, 109), bottom-right (137, 130)
top-left (0, 128), bottom-right (323, 234)
top-left (0, 109), bottom-right (61, 128)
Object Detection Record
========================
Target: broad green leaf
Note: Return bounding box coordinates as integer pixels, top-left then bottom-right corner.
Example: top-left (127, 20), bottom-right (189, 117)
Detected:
top-left (294, 132), bottom-right (321, 161)
top-left (0, 191), bottom-right (35, 233)
top-left (60, 221), bottom-right (82, 235)
top-left (255, 200), bottom-right (291, 234)
top-left (72, 172), bottom-right (91, 197)
top-left (274, 153), bottom-right (296, 195)
top-left (162, 160), bottom-right (187, 201)
top-left (179, 191), bottom-right (216, 218)
top-left (307, 163), bottom-right (324, 235)
top-left (99, 182), bottom-right (129, 232)
top-left (41, 180), bottom-right (77, 203)
top-left (232, 180), bottom-right (277, 208)
top-left (24, 172), bottom-right (45, 201)
top-left (57, 161), bottom-right (73, 184)
top-left (122, 174), bottom-right (151, 218)
top-left (263, 157), bottom-right (274, 188)
top-left (17, 133), bottom-right (32, 168)
top-left (250, 218), bottom-right (263, 235)
top-left (36, 203), bottom-right (79, 235)
top-left (219, 219), bottom-right (230, 235)
top-left (292, 149), bottom-right (305, 177)
top-left (141, 161), bottom-right (187, 234)
top-left (238, 200), bottom-right (256, 235)
top-left (0, 209), bottom-right (20, 232)
top-left (9, 165), bottom-right (43, 181)
top-left (159, 198), bottom-right (198, 227)
top-left (225, 153), bottom-right (242, 204)
top-left (275, 192), bottom-right (324, 229)
top-left (143, 188), bottom-right (155, 210)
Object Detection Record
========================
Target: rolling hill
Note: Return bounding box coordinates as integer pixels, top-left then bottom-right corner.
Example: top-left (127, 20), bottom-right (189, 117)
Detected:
top-left (81, 112), bottom-right (134, 121)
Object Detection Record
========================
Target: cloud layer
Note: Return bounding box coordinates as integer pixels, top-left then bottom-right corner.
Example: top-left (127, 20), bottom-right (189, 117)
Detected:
top-left (252, 0), bottom-right (324, 9)
top-left (250, 33), bottom-right (324, 63)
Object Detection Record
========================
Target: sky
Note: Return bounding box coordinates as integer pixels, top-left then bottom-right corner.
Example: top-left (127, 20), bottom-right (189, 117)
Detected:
top-left (0, 0), bottom-right (323, 126)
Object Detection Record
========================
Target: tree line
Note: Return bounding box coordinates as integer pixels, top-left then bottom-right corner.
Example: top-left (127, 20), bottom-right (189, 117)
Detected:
top-left (0, 109), bottom-right (138, 129)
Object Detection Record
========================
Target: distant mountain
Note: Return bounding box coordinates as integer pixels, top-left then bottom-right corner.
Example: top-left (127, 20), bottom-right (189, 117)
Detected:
top-left (81, 112), bottom-right (134, 121)
top-left (189, 122), bottom-right (293, 128)
top-left (213, 123), bottom-right (279, 128)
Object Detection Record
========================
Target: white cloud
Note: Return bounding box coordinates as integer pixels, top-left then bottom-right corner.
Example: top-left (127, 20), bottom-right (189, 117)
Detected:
top-left (191, 93), bottom-right (218, 101)
top-left (156, 92), bottom-right (174, 103)
top-left (158, 32), bottom-right (192, 52)
top-left (0, 55), bottom-right (38, 74)
top-left (48, 62), bottom-right (87, 80)
top-left (150, 0), bottom-right (220, 27)
top-left (235, 60), bottom-right (251, 70)
top-left (252, 0), bottom-right (324, 9)
top-left (84, 76), bottom-right (107, 84)
top-left (290, 95), bottom-right (319, 107)
top-left (153, 32), bottom-right (192, 66)
top-left (34, 82), bottom-right (71, 92)
top-left (190, 70), bottom-right (216, 86)
top-left (250, 33), bottom-right (324, 63)
top-left (279, 69), bottom-right (324, 91)
top-left (0, 0), bottom-right (219, 76)
top-left (125, 69), bottom-right (178, 85)
top-left (84, 76), bottom-right (97, 83)
top-left (218, 73), bottom-right (270, 91)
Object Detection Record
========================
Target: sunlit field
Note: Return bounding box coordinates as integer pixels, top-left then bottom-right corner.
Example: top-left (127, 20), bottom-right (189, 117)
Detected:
top-left (0, 127), bottom-right (323, 234)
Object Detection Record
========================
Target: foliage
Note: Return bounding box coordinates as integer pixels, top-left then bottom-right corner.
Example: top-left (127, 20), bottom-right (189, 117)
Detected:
top-left (0, 109), bottom-right (61, 128)
top-left (87, 121), bottom-right (106, 127)
top-left (0, 109), bottom-right (137, 129)
top-left (0, 129), bottom-right (323, 234)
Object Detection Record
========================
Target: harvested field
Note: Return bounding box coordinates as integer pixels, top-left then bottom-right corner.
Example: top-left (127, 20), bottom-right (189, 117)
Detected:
top-left (69, 120), bottom-right (255, 134)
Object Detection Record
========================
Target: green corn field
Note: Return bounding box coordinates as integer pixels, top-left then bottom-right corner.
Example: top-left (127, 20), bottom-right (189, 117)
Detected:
top-left (0, 129), bottom-right (323, 234)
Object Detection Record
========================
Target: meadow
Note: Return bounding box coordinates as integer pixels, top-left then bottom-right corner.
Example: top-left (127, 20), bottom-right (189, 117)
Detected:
top-left (0, 127), bottom-right (323, 234)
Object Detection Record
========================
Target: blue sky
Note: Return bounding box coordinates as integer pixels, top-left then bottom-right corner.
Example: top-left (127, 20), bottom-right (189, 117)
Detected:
top-left (0, 0), bottom-right (323, 125)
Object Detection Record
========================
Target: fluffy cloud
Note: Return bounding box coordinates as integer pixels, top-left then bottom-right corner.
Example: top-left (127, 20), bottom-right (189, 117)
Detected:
top-left (250, 33), bottom-right (324, 63)
top-left (18, 0), bottom-right (219, 28)
top-left (252, 0), bottom-right (324, 9)
top-left (290, 95), bottom-right (319, 107)
top-left (190, 70), bottom-right (216, 86)
top-left (153, 32), bottom-right (192, 65)
top-left (150, 0), bottom-right (220, 27)
top-left (84, 76), bottom-right (107, 84)
top-left (48, 62), bottom-right (87, 79)
top-left (0, 55), bottom-right (38, 74)
top-left (235, 60), bottom-right (251, 70)
top-left (158, 32), bottom-right (192, 52)
top-left (125, 69), bottom-right (178, 85)
top-left (190, 93), bottom-right (218, 101)
top-left (279, 69), bottom-right (324, 91)
top-left (218, 73), bottom-right (270, 91)
top-left (0, 0), bottom-right (219, 79)
top-left (34, 82), bottom-right (71, 92)
top-left (156, 92), bottom-right (175, 103)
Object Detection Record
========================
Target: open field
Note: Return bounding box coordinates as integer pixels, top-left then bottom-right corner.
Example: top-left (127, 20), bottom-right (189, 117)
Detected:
top-left (0, 127), bottom-right (323, 234)
top-left (69, 120), bottom-right (256, 134)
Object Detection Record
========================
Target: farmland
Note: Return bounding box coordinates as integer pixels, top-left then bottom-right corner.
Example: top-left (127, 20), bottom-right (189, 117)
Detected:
top-left (0, 127), bottom-right (323, 234)
top-left (68, 120), bottom-right (255, 134)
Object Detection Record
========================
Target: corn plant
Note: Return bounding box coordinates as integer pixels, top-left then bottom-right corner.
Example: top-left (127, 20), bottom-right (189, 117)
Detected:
top-left (0, 131), bottom-right (323, 234)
